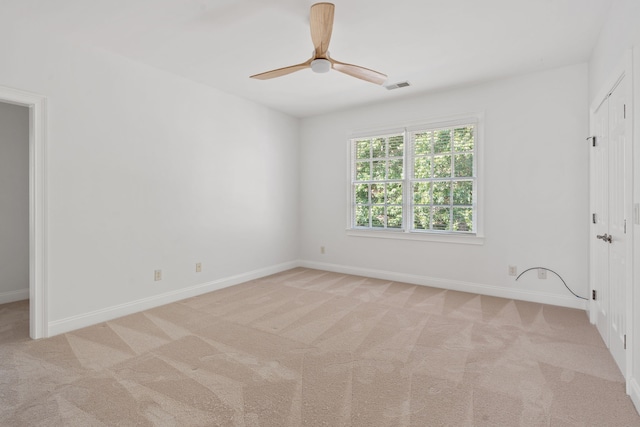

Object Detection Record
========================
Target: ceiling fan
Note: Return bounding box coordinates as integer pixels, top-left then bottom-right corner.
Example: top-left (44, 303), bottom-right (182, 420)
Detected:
top-left (250, 2), bottom-right (387, 85)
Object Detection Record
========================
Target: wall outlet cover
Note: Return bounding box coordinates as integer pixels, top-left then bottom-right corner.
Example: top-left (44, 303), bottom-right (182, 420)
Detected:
top-left (538, 268), bottom-right (547, 279)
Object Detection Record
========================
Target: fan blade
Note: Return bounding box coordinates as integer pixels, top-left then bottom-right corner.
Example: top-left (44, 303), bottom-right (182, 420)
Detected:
top-left (330, 59), bottom-right (388, 85)
top-left (250, 60), bottom-right (312, 80)
top-left (310, 2), bottom-right (334, 57)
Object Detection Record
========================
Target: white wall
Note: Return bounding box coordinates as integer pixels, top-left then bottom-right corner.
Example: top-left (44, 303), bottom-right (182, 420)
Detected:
top-left (299, 64), bottom-right (589, 308)
top-left (0, 102), bottom-right (29, 304)
top-left (589, 0), bottom-right (640, 412)
top-left (0, 18), bottom-right (300, 333)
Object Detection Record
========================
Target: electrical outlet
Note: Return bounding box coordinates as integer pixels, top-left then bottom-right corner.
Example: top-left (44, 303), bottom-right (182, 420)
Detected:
top-left (320, 246), bottom-right (325, 254)
top-left (196, 262), bottom-right (202, 273)
top-left (538, 268), bottom-right (547, 279)
top-left (508, 266), bottom-right (517, 276)
top-left (154, 270), bottom-right (162, 281)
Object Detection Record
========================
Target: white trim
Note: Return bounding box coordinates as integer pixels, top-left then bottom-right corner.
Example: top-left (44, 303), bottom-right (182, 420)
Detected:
top-left (47, 256), bottom-right (592, 336)
top-left (0, 289), bottom-right (29, 305)
top-left (632, 45), bottom-right (640, 412)
top-left (301, 260), bottom-right (588, 310)
top-left (346, 228), bottom-right (484, 245)
top-left (347, 112), bottom-right (484, 239)
top-left (0, 85), bottom-right (48, 339)
top-left (622, 50), bottom-right (634, 393)
top-left (630, 378), bottom-right (640, 415)
top-left (475, 114), bottom-right (485, 238)
top-left (47, 261), bottom-right (299, 337)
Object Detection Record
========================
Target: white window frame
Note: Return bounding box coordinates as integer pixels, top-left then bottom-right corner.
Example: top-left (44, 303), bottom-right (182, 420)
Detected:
top-left (346, 113), bottom-right (484, 245)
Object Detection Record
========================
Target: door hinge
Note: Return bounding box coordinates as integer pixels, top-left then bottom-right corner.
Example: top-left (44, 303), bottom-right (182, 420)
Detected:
top-left (592, 290), bottom-right (597, 300)
top-left (592, 213), bottom-right (597, 224)
top-left (624, 219), bottom-right (627, 234)
top-left (586, 136), bottom-right (596, 147)
top-left (624, 334), bottom-right (627, 350)
top-left (624, 104), bottom-right (626, 119)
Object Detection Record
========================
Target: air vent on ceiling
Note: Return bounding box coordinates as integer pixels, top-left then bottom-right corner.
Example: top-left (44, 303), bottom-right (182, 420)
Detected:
top-left (385, 81), bottom-right (411, 90)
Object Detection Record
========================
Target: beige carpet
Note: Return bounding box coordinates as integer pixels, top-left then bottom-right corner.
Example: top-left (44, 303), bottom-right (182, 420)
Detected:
top-left (1, 268), bottom-right (638, 426)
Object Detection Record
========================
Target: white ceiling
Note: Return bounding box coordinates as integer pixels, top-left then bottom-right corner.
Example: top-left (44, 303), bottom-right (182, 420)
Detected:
top-left (10, 0), bottom-right (612, 117)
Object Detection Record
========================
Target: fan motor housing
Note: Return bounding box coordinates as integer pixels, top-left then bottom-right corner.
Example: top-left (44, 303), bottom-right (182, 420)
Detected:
top-left (311, 59), bottom-right (331, 73)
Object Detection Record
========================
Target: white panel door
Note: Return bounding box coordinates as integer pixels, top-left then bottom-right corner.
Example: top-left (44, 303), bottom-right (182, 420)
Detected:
top-left (608, 76), bottom-right (627, 375)
top-left (590, 76), bottom-right (628, 377)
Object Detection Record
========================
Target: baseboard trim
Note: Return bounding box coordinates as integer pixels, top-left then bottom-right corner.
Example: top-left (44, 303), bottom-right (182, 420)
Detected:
top-left (0, 288), bottom-right (29, 305)
top-left (46, 258), bottom-right (590, 337)
top-left (300, 260), bottom-right (588, 310)
top-left (47, 260), bottom-right (300, 337)
top-left (630, 378), bottom-right (640, 415)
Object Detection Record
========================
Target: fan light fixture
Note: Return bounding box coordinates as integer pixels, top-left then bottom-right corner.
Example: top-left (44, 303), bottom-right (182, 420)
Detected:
top-left (310, 58), bottom-right (331, 73)
top-left (249, 3), bottom-right (387, 85)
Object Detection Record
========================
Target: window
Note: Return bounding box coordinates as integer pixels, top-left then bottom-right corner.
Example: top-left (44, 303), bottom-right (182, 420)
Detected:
top-left (349, 116), bottom-right (482, 243)
top-left (353, 133), bottom-right (405, 229)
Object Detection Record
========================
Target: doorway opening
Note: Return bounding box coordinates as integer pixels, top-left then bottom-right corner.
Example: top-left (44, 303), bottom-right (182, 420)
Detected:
top-left (0, 86), bottom-right (47, 339)
top-left (0, 102), bottom-right (29, 340)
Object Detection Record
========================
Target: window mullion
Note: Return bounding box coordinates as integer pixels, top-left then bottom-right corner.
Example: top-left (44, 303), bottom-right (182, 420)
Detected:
top-left (384, 136), bottom-right (388, 228)
top-left (404, 130), bottom-right (411, 233)
top-left (449, 182), bottom-right (454, 231)
top-left (449, 129), bottom-right (454, 231)
top-left (429, 131), bottom-right (434, 230)
top-left (369, 141), bottom-right (373, 228)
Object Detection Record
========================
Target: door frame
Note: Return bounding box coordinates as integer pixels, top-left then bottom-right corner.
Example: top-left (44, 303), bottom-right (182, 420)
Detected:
top-left (590, 95), bottom-right (609, 345)
top-left (0, 85), bottom-right (48, 339)
top-left (589, 50), bottom-right (634, 388)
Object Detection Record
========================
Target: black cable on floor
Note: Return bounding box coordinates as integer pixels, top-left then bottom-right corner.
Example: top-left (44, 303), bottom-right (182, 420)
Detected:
top-left (515, 267), bottom-right (588, 300)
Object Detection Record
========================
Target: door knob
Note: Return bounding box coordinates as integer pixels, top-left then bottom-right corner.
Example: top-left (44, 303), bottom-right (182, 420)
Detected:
top-left (596, 233), bottom-right (612, 243)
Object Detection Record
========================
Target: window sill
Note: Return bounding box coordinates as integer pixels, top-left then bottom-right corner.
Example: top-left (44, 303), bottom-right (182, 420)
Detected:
top-left (346, 228), bottom-right (484, 245)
